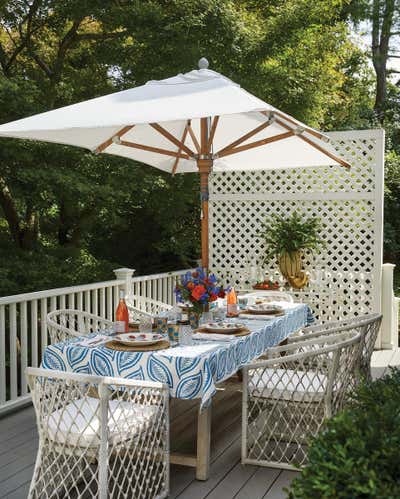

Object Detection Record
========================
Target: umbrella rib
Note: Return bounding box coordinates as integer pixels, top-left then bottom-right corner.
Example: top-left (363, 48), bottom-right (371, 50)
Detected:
top-left (150, 123), bottom-right (196, 157)
top-left (267, 110), bottom-right (327, 141)
top-left (94, 125), bottom-right (134, 153)
top-left (171, 123), bottom-right (190, 175)
top-left (119, 140), bottom-right (190, 159)
top-left (187, 121), bottom-right (201, 154)
top-left (274, 118), bottom-right (350, 168)
top-left (207, 116), bottom-right (219, 153)
top-left (216, 119), bottom-right (272, 156)
top-left (217, 130), bottom-right (294, 158)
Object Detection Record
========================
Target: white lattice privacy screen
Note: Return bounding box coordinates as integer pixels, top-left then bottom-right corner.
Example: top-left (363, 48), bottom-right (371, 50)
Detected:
top-left (209, 129), bottom-right (384, 322)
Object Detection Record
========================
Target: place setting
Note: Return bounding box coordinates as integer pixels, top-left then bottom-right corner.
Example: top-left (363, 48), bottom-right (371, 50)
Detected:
top-left (105, 332), bottom-right (170, 352)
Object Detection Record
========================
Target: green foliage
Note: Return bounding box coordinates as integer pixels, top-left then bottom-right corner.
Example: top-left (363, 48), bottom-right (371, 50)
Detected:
top-left (260, 212), bottom-right (324, 261)
top-left (0, 0), bottom-right (392, 296)
top-left (288, 368), bottom-right (400, 499)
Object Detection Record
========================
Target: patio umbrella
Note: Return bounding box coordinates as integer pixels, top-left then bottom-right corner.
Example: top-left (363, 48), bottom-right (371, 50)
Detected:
top-left (0, 58), bottom-right (349, 269)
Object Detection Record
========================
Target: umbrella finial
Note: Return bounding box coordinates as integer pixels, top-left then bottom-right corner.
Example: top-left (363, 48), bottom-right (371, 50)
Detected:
top-left (198, 57), bottom-right (209, 70)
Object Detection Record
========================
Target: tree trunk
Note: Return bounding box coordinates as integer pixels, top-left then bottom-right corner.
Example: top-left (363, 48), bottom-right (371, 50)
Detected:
top-left (371, 0), bottom-right (395, 120)
top-left (0, 176), bottom-right (39, 250)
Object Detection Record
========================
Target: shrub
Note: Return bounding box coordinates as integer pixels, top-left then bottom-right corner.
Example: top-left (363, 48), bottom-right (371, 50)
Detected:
top-left (288, 368), bottom-right (400, 499)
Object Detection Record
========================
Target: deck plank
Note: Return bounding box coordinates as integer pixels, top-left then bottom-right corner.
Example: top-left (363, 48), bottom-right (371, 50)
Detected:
top-left (263, 470), bottom-right (299, 499)
top-left (234, 467), bottom-right (281, 499)
top-left (203, 461), bottom-right (257, 499)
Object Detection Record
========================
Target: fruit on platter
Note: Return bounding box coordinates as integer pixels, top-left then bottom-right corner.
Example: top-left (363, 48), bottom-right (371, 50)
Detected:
top-left (252, 279), bottom-right (280, 290)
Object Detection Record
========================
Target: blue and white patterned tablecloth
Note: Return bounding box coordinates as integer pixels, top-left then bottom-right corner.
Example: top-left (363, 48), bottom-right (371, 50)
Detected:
top-left (42, 303), bottom-right (310, 408)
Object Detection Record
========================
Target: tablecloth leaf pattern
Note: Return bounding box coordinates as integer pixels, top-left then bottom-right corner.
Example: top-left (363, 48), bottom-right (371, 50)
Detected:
top-left (42, 304), bottom-right (310, 408)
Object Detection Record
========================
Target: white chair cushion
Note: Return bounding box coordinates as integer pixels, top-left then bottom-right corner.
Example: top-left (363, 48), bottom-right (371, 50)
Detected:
top-left (250, 368), bottom-right (328, 402)
top-left (48, 397), bottom-right (158, 447)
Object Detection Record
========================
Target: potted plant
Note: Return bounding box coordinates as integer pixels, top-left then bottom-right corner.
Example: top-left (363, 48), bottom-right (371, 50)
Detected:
top-left (260, 212), bottom-right (324, 289)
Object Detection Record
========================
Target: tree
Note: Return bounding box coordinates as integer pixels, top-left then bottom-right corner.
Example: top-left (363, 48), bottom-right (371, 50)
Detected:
top-left (0, 0), bottom-right (377, 294)
top-left (350, 0), bottom-right (400, 119)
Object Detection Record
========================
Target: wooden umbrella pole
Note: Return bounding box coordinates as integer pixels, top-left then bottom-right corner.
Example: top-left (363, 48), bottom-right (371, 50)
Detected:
top-left (198, 158), bottom-right (212, 270)
top-left (199, 117), bottom-right (212, 271)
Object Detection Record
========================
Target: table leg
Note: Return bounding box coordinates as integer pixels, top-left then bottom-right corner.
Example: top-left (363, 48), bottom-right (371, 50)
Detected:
top-left (196, 401), bottom-right (212, 480)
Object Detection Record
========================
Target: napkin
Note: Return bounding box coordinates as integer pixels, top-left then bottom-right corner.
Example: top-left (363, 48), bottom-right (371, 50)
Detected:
top-left (192, 332), bottom-right (238, 342)
top-left (239, 314), bottom-right (278, 320)
top-left (76, 335), bottom-right (109, 347)
top-left (156, 343), bottom-right (219, 357)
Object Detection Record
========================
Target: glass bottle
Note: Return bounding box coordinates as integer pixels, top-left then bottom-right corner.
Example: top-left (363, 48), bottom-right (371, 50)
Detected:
top-left (115, 290), bottom-right (129, 333)
top-left (226, 287), bottom-right (238, 316)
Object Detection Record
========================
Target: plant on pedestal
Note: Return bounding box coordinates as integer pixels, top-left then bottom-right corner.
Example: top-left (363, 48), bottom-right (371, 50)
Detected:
top-left (260, 212), bottom-right (324, 289)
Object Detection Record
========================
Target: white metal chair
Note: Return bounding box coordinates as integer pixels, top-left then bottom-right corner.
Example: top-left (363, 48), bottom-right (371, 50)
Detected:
top-left (26, 367), bottom-right (169, 499)
top-left (242, 328), bottom-right (361, 470)
top-left (125, 295), bottom-right (172, 322)
top-left (288, 313), bottom-right (382, 383)
top-left (248, 291), bottom-right (294, 303)
top-left (47, 309), bottom-right (113, 344)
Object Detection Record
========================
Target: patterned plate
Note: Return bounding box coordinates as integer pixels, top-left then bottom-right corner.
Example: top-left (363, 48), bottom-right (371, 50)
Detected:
top-left (201, 322), bottom-right (245, 334)
top-left (113, 333), bottom-right (164, 346)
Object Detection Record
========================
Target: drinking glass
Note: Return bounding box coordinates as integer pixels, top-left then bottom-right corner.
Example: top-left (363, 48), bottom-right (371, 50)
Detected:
top-left (139, 315), bottom-right (153, 334)
top-left (179, 324), bottom-right (193, 346)
top-left (199, 311), bottom-right (213, 326)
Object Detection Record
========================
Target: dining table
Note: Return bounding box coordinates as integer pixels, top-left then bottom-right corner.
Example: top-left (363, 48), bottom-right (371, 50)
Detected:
top-left (41, 299), bottom-right (312, 481)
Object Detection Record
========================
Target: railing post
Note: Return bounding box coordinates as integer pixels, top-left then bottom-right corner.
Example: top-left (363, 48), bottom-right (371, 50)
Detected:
top-left (113, 268), bottom-right (135, 296)
top-left (381, 263), bottom-right (397, 349)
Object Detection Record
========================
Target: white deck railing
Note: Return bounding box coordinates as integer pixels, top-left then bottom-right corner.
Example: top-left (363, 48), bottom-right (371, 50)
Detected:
top-left (0, 267), bottom-right (191, 416)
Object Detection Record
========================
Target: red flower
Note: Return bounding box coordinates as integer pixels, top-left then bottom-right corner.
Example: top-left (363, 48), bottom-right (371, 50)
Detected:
top-left (191, 285), bottom-right (206, 301)
top-left (218, 289), bottom-right (226, 298)
top-left (210, 293), bottom-right (218, 302)
top-left (192, 271), bottom-right (199, 278)
top-left (187, 281), bottom-right (195, 290)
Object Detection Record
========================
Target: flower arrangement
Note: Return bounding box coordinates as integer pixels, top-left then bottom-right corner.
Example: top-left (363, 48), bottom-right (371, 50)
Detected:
top-left (175, 268), bottom-right (226, 314)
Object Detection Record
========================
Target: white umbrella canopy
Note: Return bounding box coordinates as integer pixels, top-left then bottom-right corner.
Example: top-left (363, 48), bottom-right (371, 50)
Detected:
top-left (0, 59), bottom-right (350, 267)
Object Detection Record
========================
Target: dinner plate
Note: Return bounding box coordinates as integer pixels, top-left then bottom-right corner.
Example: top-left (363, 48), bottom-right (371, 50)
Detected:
top-left (201, 322), bottom-right (245, 334)
top-left (113, 333), bottom-right (164, 346)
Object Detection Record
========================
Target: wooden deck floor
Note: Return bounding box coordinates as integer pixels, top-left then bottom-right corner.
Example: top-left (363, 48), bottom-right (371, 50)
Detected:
top-left (1, 348), bottom-right (399, 499)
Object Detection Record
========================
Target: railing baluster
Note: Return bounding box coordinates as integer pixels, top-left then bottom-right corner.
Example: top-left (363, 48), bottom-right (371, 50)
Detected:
top-left (9, 303), bottom-right (18, 400)
top-left (85, 290), bottom-right (91, 314)
top-left (20, 302), bottom-right (28, 396)
top-left (100, 288), bottom-right (105, 318)
top-left (157, 278), bottom-right (162, 301)
top-left (50, 296), bottom-right (57, 313)
top-left (59, 294), bottom-right (66, 309)
top-left (92, 289), bottom-right (98, 316)
top-left (107, 286), bottom-right (113, 320)
top-left (40, 298), bottom-right (48, 352)
top-left (77, 291), bottom-right (83, 311)
top-left (68, 292), bottom-right (75, 309)
top-left (113, 285), bottom-right (119, 316)
top-left (31, 299), bottom-right (38, 367)
top-left (0, 305), bottom-right (5, 404)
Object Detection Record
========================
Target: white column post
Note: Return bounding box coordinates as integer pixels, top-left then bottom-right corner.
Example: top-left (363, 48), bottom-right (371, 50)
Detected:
top-left (381, 263), bottom-right (396, 349)
top-left (113, 268), bottom-right (135, 296)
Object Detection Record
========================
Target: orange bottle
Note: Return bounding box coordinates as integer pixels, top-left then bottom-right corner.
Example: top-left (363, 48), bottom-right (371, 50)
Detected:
top-left (226, 287), bottom-right (238, 316)
top-left (115, 290), bottom-right (129, 333)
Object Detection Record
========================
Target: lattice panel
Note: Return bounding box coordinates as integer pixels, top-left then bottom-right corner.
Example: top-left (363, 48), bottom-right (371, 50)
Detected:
top-left (209, 129), bottom-right (384, 322)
